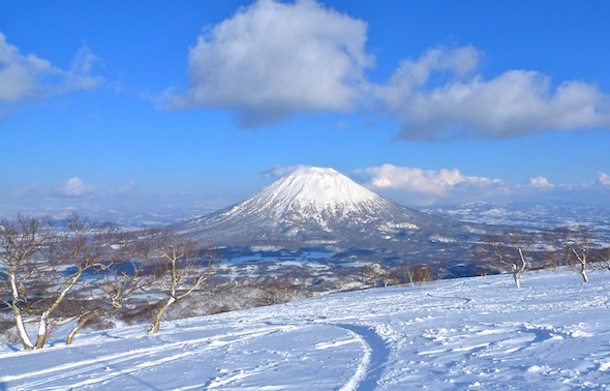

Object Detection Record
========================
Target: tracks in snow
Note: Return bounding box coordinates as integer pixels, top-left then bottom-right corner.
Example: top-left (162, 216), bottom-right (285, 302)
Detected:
top-left (334, 324), bottom-right (391, 391)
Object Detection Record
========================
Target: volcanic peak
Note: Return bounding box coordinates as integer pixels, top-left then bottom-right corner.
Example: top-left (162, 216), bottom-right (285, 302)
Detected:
top-left (256, 166), bottom-right (379, 212)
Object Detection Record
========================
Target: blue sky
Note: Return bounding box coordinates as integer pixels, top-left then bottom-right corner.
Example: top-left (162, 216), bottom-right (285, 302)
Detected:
top-left (2, 0), bottom-right (610, 214)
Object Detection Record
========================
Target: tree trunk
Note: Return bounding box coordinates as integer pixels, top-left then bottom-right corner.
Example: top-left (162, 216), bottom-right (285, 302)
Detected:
top-left (9, 274), bottom-right (34, 350)
top-left (571, 248), bottom-right (589, 284)
top-left (580, 268), bottom-right (589, 283)
top-left (513, 248), bottom-right (527, 289)
top-left (66, 310), bottom-right (101, 345)
top-left (34, 314), bottom-right (49, 349)
top-left (149, 296), bottom-right (175, 335)
top-left (35, 272), bottom-right (82, 349)
top-left (13, 307), bottom-right (34, 350)
top-left (513, 271), bottom-right (521, 289)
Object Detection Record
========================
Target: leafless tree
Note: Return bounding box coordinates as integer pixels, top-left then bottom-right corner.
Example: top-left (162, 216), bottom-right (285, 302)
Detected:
top-left (596, 247), bottom-right (610, 272)
top-left (564, 226), bottom-right (594, 283)
top-left (403, 263), bottom-right (434, 285)
top-left (65, 231), bottom-right (162, 345)
top-left (36, 213), bottom-right (123, 348)
top-left (0, 216), bottom-right (52, 350)
top-left (146, 229), bottom-right (217, 334)
top-left (1, 213), bottom-right (122, 349)
top-left (361, 263), bottom-right (393, 288)
top-left (250, 280), bottom-right (306, 307)
top-left (548, 226), bottom-right (595, 283)
top-left (482, 230), bottom-right (535, 288)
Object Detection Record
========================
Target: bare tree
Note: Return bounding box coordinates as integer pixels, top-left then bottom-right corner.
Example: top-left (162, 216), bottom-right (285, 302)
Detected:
top-left (403, 263), bottom-right (434, 285)
top-left (0, 213), bottom-right (123, 350)
top-left (482, 230), bottom-right (534, 288)
top-left (361, 263), bottom-right (392, 288)
top-left (65, 259), bottom-right (159, 345)
top-left (563, 226), bottom-right (593, 283)
top-left (250, 279), bottom-right (307, 307)
top-left (596, 247), bottom-right (610, 272)
top-left (65, 230), bottom-right (163, 345)
top-left (0, 216), bottom-right (52, 350)
top-left (35, 213), bottom-right (123, 348)
top-left (146, 229), bottom-right (216, 334)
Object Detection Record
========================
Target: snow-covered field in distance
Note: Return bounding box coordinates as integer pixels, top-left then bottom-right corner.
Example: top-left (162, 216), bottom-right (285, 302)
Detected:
top-left (426, 202), bottom-right (610, 246)
top-left (427, 202), bottom-right (610, 231)
top-left (2, 269), bottom-right (610, 390)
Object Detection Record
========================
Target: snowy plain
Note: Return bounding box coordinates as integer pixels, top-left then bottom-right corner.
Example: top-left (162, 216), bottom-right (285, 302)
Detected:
top-left (1, 269), bottom-right (610, 390)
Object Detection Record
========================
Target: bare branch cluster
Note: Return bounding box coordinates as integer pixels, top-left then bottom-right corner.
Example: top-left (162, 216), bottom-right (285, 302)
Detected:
top-left (145, 229), bottom-right (218, 334)
top-left (1, 214), bottom-right (217, 349)
top-left (480, 230), bottom-right (534, 288)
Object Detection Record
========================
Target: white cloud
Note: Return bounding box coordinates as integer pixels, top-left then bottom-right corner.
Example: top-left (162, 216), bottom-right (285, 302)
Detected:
top-left (357, 165), bottom-right (610, 206)
top-left (529, 176), bottom-right (554, 189)
top-left (170, 0), bottom-right (372, 127)
top-left (54, 177), bottom-right (96, 198)
top-left (62, 46), bottom-right (102, 92)
top-left (14, 183), bottom-right (41, 197)
top-left (0, 32), bottom-right (100, 104)
top-left (109, 180), bottom-right (138, 196)
top-left (358, 164), bottom-right (503, 205)
top-left (377, 46), bottom-right (610, 140)
top-left (168, 1), bottom-right (610, 137)
top-left (262, 164), bottom-right (310, 178)
top-left (599, 172), bottom-right (610, 187)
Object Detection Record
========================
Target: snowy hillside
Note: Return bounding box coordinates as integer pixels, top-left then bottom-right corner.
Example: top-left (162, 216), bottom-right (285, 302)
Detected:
top-left (2, 269), bottom-right (610, 390)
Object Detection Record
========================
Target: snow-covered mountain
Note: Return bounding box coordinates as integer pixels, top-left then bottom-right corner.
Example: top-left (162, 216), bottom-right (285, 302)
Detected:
top-left (180, 167), bottom-right (482, 258)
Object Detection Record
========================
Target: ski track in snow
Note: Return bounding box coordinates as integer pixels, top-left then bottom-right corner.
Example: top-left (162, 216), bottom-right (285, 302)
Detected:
top-left (335, 324), bottom-right (390, 391)
top-left (2, 270), bottom-right (610, 390)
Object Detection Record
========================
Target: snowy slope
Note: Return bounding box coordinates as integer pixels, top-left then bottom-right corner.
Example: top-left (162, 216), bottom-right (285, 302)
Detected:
top-left (2, 269), bottom-right (610, 390)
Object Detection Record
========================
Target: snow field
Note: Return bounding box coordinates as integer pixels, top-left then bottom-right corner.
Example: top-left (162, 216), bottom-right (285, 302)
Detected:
top-left (1, 269), bottom-right (610, 390)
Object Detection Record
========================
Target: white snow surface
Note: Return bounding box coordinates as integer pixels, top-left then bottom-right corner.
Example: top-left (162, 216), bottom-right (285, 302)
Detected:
top-left (222, 166), bottom-right (382, 220)
top-left (2, 269), bottom-right (610, 390)
top-left (262, 167), bottom-right (378, 209)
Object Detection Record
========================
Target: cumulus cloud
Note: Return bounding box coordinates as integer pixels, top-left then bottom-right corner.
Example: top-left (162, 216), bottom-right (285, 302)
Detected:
top-left (529, 176), bottom-right (554, 189)
top-left (377, 46), bottom-right (610, 140)
top-left (53, 177), bottom-right (96, 198)
top-left (170, 0), bottom-right (372, 127)
top-left (357, 164), bottom-right (610, 205)
top-left (260, 164), bottom-right (609, 205)
top-left (0, 32), bottom-right (100, 104)
top-left (358, 164), bottom-right (503, 205)
top-left (167, 1), bottom-right (610, 137)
